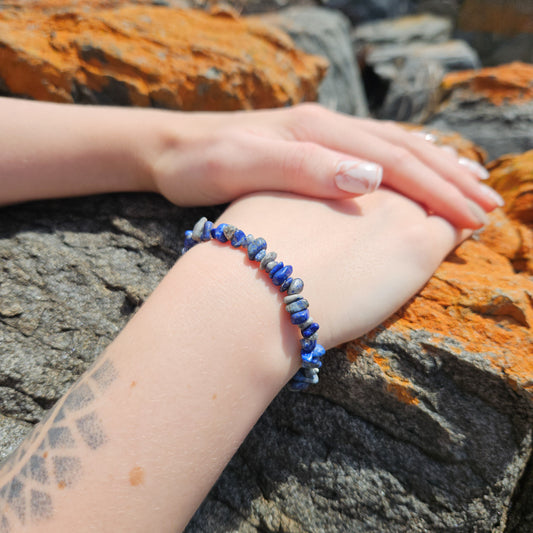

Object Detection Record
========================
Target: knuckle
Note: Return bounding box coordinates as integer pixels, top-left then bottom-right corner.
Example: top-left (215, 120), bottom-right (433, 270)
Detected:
top-left (388, 147), bottom-right (413, 169)
top-left (283, 141), bottom-right (316, 180)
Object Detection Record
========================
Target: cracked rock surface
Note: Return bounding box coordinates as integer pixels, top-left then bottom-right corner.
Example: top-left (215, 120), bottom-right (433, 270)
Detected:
top-left (1, 151), bottom-right (532, 532)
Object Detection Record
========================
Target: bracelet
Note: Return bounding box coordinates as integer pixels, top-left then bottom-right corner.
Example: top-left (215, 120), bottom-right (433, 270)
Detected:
top-left (181, 217), bottom-right (325, 391)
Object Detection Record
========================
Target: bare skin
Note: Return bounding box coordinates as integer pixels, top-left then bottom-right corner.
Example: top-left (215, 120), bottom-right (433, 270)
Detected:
top-left (0, 99), bottom-right (492, 531)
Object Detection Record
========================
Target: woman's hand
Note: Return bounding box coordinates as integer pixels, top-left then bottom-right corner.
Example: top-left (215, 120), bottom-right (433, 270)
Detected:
top-left (211, 187), bottom-right (471, 351)
top-left (153, 104), bottom-right (502, 228)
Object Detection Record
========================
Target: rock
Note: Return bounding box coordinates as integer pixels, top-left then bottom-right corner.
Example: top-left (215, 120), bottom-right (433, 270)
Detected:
top-left (1, 145), bottom-right (532, 531)
top-left (456, 0), bottom-right (533, 66)
top-left (352, 13), bottom-right (453, 47)
top-left (426, 62), bottom-right (533, 160)
top-left (353, 14), bottom-right (479, 118)
top-left (319, 0), bottom-right (412, 25)
top-left (257, 6), bottom-right (368, 116)
top-left (0, 5), bottom-right (327, 109)
top-left (363, 39), bottom-right (480, 80)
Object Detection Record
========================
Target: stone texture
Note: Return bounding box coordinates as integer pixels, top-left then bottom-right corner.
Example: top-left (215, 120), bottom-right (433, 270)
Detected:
top-left (0, 4), bottom-right (327, 109)
top-left (427, 62), bottom-right (533, 160)
top-left (319, 0), bottom-right (412, 24)
top-left (1, 145), bottom-right (532, 531)
top-left (257, 6), bottom-right (368, 116)
top-left (456, 0), bottom-right (533, 66)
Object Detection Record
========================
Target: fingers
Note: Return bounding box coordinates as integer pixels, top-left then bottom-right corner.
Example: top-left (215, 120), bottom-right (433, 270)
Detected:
top-left (283, 104), bottom-right (502, 229)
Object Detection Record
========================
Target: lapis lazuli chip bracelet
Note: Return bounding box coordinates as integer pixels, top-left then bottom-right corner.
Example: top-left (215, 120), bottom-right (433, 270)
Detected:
top-left (181, 217), bottom-right (326, 391)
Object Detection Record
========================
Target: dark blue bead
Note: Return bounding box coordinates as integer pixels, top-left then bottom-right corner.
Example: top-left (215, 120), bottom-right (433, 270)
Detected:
top-left (255, 249), bottom-right (267, 263)
top-left (302, 358), bottom-right (323, 369)
top-left (272, 265), bottom-right (293, 286)
top-left (201, 220), bottom-right (213, 241)
top-left (231, 229), bottom-right (246, 247)
top-left (287, 278), bottom-right (304, 295)
top-left (286, 298), bottom-right (308, 314)
top-left (290, 310), bottom-right (309, 325)
top-left (300, 336), bottom-right (316, 353)
top-left (185, 230), bottom-right (193, 239)
top-left (211, 224), bottom-right (228, 242)
top-left (269, 262), bottom-right (284, 278)
top-left (302, 322), bottom-right (319, 338)
top-left (280, 277), bottom-right (293, 292)
top-left (247, 238), bottom-right (267, 260)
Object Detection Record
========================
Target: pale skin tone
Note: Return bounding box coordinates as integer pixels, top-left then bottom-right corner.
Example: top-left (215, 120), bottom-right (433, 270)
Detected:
top-left (0, 98), bottom-right (496, 531)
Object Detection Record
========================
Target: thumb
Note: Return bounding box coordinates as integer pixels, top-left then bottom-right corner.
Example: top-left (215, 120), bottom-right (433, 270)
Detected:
top-left (255, 138), bottom-right (383, 199)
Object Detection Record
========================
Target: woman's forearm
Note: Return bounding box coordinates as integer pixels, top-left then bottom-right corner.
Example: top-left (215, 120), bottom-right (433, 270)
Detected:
top-left (0, 241), bottom-right (296, 532)
top-left (0, 97), bottom-right (168, 205)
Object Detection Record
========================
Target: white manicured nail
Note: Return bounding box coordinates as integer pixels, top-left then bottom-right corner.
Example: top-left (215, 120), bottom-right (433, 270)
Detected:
top-left (479, 184), bottom-right (505, 206)
top-left (335, 161), bottom-right (383, 194)
top-left (411, 130), bottom-right (437, 143)
top-left (458, 157), bottom-right (490, 180)
top-left (467, 200), bottom-right (489, 226)
top-left (440, 145), bottom-right (458, 157)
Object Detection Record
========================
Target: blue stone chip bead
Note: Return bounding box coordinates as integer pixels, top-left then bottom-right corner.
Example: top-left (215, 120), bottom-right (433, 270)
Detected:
top-left (211, 224), bottom-right (228, 242)
top-left (280, 277), bottom-right (293, 292)
top-left (255, 249), bottom-right (267, 263)
top-left (231, 229), bottom-right (246, 247)
top-left (272, 265), bottom-right (293, 286)
top-left (192, 217), bottom-right (207, 242)
top-left (290, 309), bottom-right (309, 325)
top-left (244, 234), bottom-right (255, 248)
top-left (302, 322), bottom-right (320, 338)
top-left (287, 278), bottom-right (304, 295)
top-left (284, 294), bottom-right (303, 305)
top-left (201, 220), bottom-right (213, 241)
top-left (300, 335), bottom-right (316, 353)
top-left (247, 238), bottom-right (267, 260)
top-left (286, 298), bottom-right (308, 314)
top-left (269, 262), bottom-right (284, 278)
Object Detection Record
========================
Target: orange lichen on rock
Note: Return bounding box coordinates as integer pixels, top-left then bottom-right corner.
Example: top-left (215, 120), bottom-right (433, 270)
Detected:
top-left (346, 151), bottom-right (533, 400)
top-left (441, 62), bottom-right (533, 106)
top-left (0, 5), bottom-right (327, 110)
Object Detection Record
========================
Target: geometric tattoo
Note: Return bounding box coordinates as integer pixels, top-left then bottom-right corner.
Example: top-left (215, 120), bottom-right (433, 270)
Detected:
top-left (0, 358), bottom-right (118, 531)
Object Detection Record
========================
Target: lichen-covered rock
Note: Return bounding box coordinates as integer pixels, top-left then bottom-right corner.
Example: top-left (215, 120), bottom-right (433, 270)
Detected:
top-left (427, 62), bottom-right (533, 160)
top-left (0, 4), bottom-right (327, 109)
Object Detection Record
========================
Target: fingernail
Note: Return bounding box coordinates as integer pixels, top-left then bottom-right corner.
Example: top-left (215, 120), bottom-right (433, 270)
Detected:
top-left (479, 183), bottom-right (505, 206)
top-left (467, 199), bottom-right (489, 226)
top-left (411, 130), bottom-right (437, 143)
top-left (335, 161), bottom-right (383, 194)
top-left (458, 157), bottom-right (490, 180)
top-left (440, 145), bottom-right (458, 157)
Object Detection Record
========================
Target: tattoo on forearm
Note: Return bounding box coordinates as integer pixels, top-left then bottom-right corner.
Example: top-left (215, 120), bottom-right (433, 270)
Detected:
top-left (0, 358), bottom-right (118, 531)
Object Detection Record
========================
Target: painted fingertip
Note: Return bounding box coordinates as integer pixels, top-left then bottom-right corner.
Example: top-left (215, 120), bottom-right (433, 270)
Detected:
top-left (458, 157), bottom-right (490, 180)
top-left (411, 130), bottom-right (437, 143)
top-left (439, 145), bottom-right (458, 157)
top-left (335, 161), bottom-right (383, 194)
top-left (466, 199), bottom-right (489, 227)
top-left (478, 183), bottom-right (505, 207)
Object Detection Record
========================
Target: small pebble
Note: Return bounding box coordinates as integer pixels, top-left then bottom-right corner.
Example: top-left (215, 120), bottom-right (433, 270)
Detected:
top-left (284, 294), bottom-right (303, 305)
top-left (201, 220), bottom-right (213, 241)
top-left (290, 310), bottom-right (309, 325)
top-left (298, 317), bottom-right (314, 331)
top-left (223, 224), bottom-right (237, 240)
top-left (192, 217), bottom-right (207, 242)
top-left (288, 278), bottom-right (304, 295)
top-left (231, 229), bottom-right (246, 247)
top-left (244, 234), bottom-right (254, 247)
top-left (260, 252), bottom-right (277, 270)
top-left (272, 265), bottom-right (293, 286)
top-left (286, 298), bottom-right (309, 314)
top-left (247, 238), bottom-right (267, 260)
